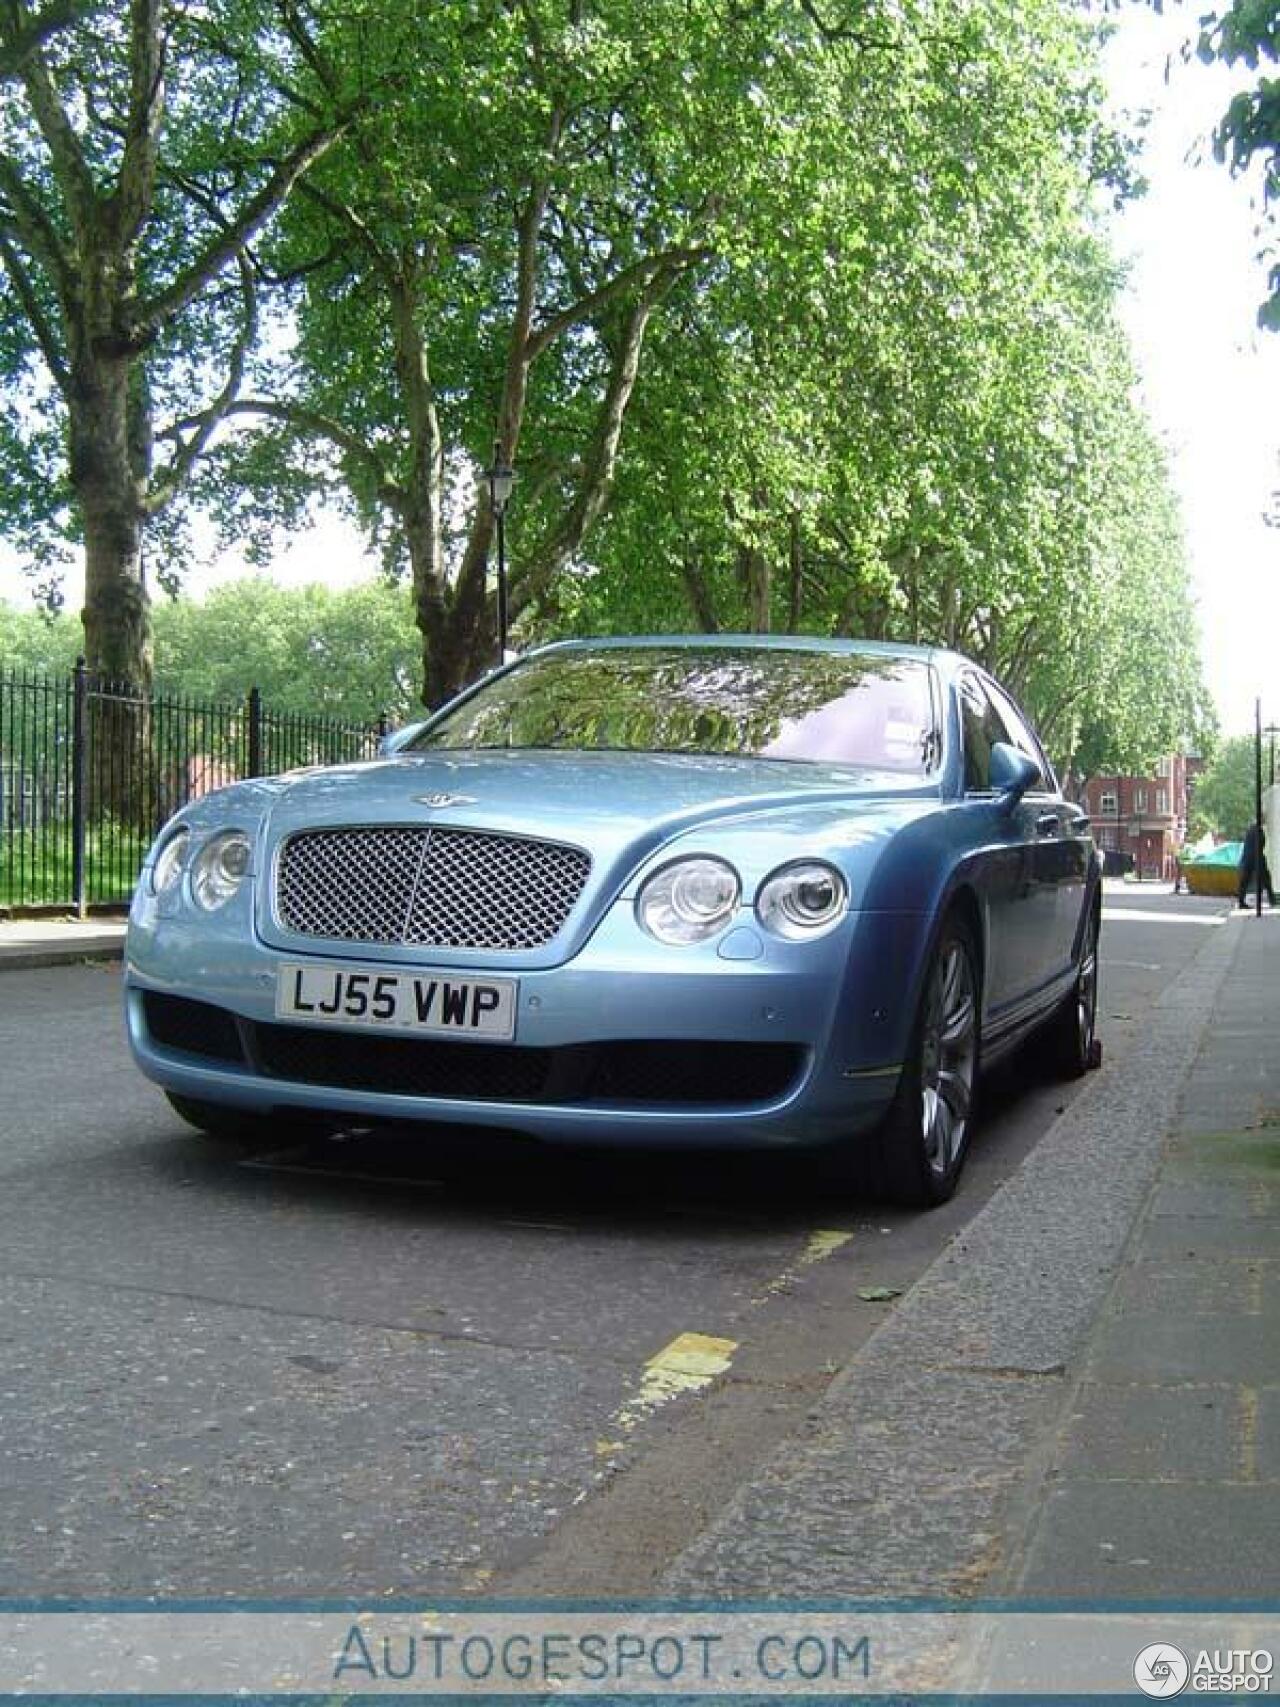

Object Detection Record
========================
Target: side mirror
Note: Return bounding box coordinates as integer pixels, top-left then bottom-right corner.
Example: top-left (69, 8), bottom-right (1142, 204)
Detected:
top-left (989, 741), bottom-right (1040, 809)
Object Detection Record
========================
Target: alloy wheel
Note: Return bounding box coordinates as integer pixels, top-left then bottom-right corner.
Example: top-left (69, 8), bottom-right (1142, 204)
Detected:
top-left (919, 937), bottom-right (978, 1179)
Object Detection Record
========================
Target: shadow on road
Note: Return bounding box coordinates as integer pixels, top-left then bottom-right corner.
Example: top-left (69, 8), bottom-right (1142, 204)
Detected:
top-left (150, 1028), bottom-right (1076, 1235)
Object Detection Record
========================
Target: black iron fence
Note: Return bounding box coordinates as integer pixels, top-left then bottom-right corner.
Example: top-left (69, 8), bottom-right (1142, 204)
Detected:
top-left (0, 662), bottom-right (384, 912)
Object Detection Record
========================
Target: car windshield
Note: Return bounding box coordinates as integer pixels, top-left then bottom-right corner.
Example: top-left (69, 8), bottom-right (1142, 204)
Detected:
top-left (408, 647), bottom-right (940, 775)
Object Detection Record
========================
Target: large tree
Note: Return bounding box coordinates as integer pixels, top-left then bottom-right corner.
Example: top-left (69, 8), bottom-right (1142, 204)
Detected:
top-left (0, 0), bottom-right (355, 686)
top-left (201, 0), bottom-right (1032, 705)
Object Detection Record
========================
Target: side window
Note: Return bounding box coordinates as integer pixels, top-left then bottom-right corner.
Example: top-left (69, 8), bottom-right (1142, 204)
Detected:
top-left (985, 680), bottom-right (1053, 793)
top-left (959, 675), bottom-right (1013, 792)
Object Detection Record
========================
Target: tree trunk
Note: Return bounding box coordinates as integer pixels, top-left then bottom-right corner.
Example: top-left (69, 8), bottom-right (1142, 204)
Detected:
top-left (405, 512), bottom-right (455, 710)
top-left (440, 173), bottom-right (553, 693)
top-left (739, 545), bottom-right (770, 632)
top-left (678, 552), bottom-right (719, 631)
top-left (404, 498), bottom-right (489, 709)
top-left (70, 352), bottom-right (153, 688)
top-left (69, 349), bottom-right (154, 826)
top-left (451, 510), bottom-right (498, 693)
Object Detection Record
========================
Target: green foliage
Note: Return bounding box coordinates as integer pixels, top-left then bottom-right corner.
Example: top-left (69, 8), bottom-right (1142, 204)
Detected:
top-left (153, 581), bottom-right (420, 721)
top-left (0, 601), bottom-right (81, 675)
top-left (2, 0), bottom-right (1212, 763)
top-left (1198, 0), bottom-right (1280, 328)
top-left (542, 2), bottom-right (1210, 780)
top-left (1, 580), bottom-right (421, 723)
top-left (1193, 732), bottom-right (1267, 837)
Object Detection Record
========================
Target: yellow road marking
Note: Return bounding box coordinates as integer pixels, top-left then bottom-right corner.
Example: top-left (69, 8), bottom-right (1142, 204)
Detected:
top-left (753, 1227), bottom-right (855, 1304)
top-left (614, 1332), bottom-right (738, 1433)
top-left (801, 1228), bottom-right (855, 1264)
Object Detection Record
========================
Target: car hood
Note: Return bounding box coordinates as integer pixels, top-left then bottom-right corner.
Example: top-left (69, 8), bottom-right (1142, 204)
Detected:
top-left (263, 747), bottom-right (932, 841)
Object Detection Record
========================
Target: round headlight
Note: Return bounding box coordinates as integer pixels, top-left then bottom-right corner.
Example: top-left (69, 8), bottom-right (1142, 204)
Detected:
top-left (150, 828), bottom-right (190, 896)
top-left (756, 861), bottom-right (848, 939)
top-left (191, 830), bottom-right (252, 911)
top-left (637, 856), bottom-right (740, 945)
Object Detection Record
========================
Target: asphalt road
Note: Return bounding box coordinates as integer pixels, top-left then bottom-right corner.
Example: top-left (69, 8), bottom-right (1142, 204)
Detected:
top-left (0, 886), bottom-right (1230, 1598)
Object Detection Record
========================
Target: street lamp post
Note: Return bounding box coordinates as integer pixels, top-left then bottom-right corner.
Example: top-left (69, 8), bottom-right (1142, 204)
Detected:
top-left (1255, 699), bottom-right (1264, 919)
top-left (485, 441), bottom-right (516, 665)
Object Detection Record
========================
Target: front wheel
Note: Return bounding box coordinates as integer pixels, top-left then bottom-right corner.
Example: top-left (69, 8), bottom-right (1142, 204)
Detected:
top-left (860, 915), bottom-right (981, 1207)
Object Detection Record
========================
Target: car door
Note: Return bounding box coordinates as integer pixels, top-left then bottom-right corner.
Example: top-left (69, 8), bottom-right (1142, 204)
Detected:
top-left (984, 677), bottom-right (1088, 983)
top-left (957, 672), bottom-right (1045, 1019)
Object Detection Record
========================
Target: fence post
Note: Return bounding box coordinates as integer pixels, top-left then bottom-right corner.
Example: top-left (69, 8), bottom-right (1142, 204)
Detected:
top-left (71, 657), bottom-right (88, 920)
top-left (247, 686), bottom-right (263, 779)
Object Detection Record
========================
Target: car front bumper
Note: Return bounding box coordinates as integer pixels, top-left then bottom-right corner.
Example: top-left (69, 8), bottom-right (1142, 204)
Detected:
top-left (124, 899), bottom-right (927, 1150)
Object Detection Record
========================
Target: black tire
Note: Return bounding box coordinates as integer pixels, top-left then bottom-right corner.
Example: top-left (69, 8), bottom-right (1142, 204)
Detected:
top-left (1037, 902), bottom-right (1100, 1081)
top-left (164, 1092), bottom-right (291, 1144)
top-left (858, 914), bottom-right (982, 1208)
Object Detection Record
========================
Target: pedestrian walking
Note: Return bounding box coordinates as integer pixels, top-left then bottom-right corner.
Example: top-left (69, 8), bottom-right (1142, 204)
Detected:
top-left (1237, 820), bottom-right (1277, 908)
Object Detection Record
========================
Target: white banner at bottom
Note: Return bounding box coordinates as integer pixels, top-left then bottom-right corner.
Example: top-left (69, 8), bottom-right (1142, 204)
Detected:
top-left (1, 1608), bottom-right (1278, 1696)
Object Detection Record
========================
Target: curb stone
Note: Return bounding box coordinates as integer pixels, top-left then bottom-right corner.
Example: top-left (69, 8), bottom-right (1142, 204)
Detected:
top-left (0, 931), bottom-right (126, 973)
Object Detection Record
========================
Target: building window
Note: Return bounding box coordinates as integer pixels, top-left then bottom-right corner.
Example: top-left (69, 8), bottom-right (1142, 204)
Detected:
top-left (1134, 788), bottom-right (1147, 812)
top-left (1100, 790), bottom-right (1118, 816)
top-left (1156, 789), bottom-right (1167, 814)
top-left (1156, 757), bottom-right (1170, 778)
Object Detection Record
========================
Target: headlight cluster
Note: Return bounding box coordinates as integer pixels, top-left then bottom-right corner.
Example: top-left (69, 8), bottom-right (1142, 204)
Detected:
top-left (150, 828), bottom-right (190, 896)
top-left (637, 856), bottom-right (847, 945)
top-left (756, 861), bottom-right (847, 939)
top-left (636, 857), bottom-right (740, 945)
top-left (149, 827), bottom-right (252, 910)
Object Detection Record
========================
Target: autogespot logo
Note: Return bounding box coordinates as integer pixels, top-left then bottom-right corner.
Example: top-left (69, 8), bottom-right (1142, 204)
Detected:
top-left (1135, 1645), bottom-right (1191, 1698)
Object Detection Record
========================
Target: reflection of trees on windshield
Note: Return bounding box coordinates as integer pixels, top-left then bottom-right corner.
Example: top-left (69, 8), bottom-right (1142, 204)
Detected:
top-left (413, 649), bottom-right (937, 774)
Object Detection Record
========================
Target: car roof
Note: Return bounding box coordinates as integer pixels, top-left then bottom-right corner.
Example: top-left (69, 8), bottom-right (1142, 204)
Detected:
top-left (526, 634), bottom-right (959, 668)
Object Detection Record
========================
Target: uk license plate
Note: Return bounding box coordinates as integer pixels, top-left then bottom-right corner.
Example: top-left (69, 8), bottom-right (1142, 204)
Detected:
top-left (275, 962), bottom-right (518, 1040)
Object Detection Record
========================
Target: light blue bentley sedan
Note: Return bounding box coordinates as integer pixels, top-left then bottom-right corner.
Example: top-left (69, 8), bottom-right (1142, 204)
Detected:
top-left (125, 636), bottom-right (1101, 1206)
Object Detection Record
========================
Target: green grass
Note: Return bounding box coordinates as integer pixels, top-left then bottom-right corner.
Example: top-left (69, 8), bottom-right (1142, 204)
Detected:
top-left (0, 822), bottom-right (149, 909)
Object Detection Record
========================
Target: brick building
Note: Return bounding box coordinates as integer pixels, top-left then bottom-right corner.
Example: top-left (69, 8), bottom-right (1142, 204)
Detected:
top-left (1082, 755), bottom-right (1195, 880)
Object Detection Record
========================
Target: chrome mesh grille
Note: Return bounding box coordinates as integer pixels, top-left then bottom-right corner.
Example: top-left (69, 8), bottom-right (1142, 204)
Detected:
top-left (274, 826), bottom-right (592, 950)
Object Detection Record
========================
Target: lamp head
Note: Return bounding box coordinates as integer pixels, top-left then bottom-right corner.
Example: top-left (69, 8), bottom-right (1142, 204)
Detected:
top-left (486, 440), bottom-right (516, 514)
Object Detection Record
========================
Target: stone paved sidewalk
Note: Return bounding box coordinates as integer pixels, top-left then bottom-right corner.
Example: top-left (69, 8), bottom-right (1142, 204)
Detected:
top-left (1014, 908), bottom-right (1280, 1598)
